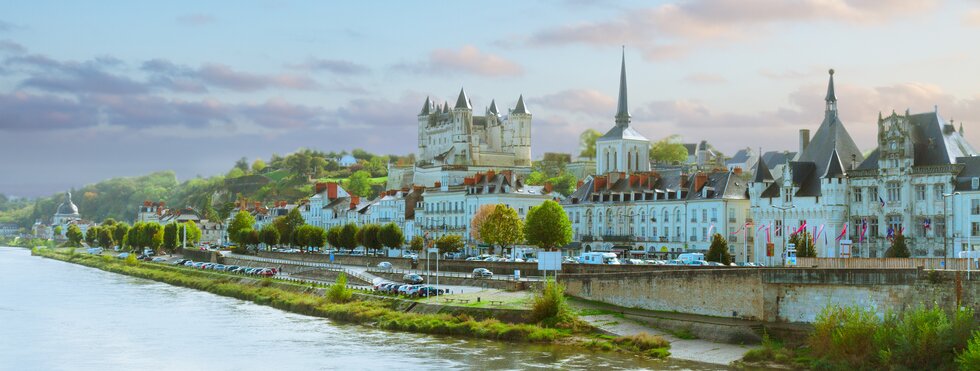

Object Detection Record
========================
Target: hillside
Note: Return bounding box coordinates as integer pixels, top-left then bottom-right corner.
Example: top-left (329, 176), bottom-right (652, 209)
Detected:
top-left (0, 148), bottom-right (410, 228)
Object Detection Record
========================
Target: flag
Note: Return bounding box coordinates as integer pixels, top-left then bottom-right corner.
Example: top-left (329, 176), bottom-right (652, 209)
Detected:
top-left (879, 196), bottom-right (885, 207)
top-left (815, 224), bottom-right (825, 241)
top-left (886, 226), bottom-right (895, 241)
top-left (860, 218), bottom-right (868, 244)
top-left (836, 223), bottom-right (848, 242)
top-left (923, 218), bottom-right (931, 230)
top-left (793, 220), bottom-right (808, 235)
top-left (706, 224), bottom-right (715, 241)
top-left (766, 223), bottom-right (771, 244)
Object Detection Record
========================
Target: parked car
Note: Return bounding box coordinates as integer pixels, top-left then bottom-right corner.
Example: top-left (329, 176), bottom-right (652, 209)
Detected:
top-left (115, 252), bottom-right (129, 259)
top-left (86, 247), bottom-right (104, 255)
top-left (398, 284), bottom-right (420, 295)
top-left (376, 262), bottom-right (393, 271)
top-left (415, 286), bottom-right (444, 297)
top-left (403, 274), bottom-right (424, 284)
top-left (173, 259), bottom-right (190, 265)
top-left (404, 285), bottom-right (424, 296)
top-left (472, 268), bottom-right (493, 278)
top-left (151, 257), bottom-right (168, 263)
top-left (212, 264), bottom-right (226, 271)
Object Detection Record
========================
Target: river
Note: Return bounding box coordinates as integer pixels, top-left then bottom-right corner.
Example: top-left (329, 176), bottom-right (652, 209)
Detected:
top-left (0, 247), bottom-right (725, 370)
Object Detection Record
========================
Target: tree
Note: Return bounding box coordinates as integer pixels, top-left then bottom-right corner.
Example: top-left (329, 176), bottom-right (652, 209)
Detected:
top-left (326, 225), bottom-right (342, 249)
top-left (234, 157), bottom-right (249, 173)
top-left (338, 223), bottom-right (359, 251)
top-left (378, 222), bottom-right (404, 250)
top-left (112, 223), bottom-right (130, 248)
top-left (358, 224), bottom-right (383, 252)
top-left (470, 204), bottom-right (496, 243)
top-left (238, 228), bottom-right (260, 251)
top-left (226, 167), bottom-right (245, 178)
top-left (260, 224), bottom-right (280, 250)
top-left (53, 225), bottom-right (63, 237)
top-left (228, 211), bottom-right (256, 245)
top-left (886, 233), bottom-right (911, 258)
top-left (127, 223), bottom-right (141, 249)
top-left (251, 159), bottom-right (267, 173)
top-left (178, 221), bottom-right (202, 248)
top-left (306, 225), bottom-right (327, 251)
top-left (524, 200), bottom-right (574, 251)
top-left (85, 226), bottom-right (99, 246)
top-left (346, 170), bottom-right (373, 197)
top-left (480, 204), bottom-right (524, 255)
top-left (280, 208), bottom-right (305, 246)
top-left (706, 233), bottom-right (733, 265)
top-left (65, 224), bottom-right (83, 247)
top-left (410, 235), bottom-right (424, 252)
top-left (578, 129), bottom-right (601, 159)
top-left (789, 231), bottom-right (817, 258)
top-left (97, 227), bottom-right (114, 249)
top-left (140, 222), bottom-right (163, 252)
top-left (435, 234), bottom-right (464, 253)
top-left (163, 223), bottom-right (178, 251)
top-left (650, 135), bottom-right (689, 164)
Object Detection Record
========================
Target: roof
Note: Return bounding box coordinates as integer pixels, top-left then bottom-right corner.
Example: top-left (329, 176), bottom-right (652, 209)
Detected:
top-left (726, 149), bottom-right (753, 165)
top-left (513, 94), bottom-right (529, 114)
top-left (797, 70), bottom-right (863, 176)
top-left (56, 192), bottom-right (79, 215)
top-left (825, 69), bottom-right (837, 102)
top-left (955, 157), bottom-right (980, 191)
top-left (615, 49), bottom-right (630, 125)
top-left (455, 88), bottom-right (471, 110)
top-left (857, 111), bottom-right (977, 170)
top-left (762, 151), bottom-right (797, 168)
top-left (597, 125), bottom-right (649, 141)
top-left (488, 100), bottom-right (499, 115)
top-left (823, 149), bottom-right (846, 178)
top-left (564, 170), bottom-right (748, 206)
top-left (789, 161), bottom-right (820, 197)
top-left (753, 158), bottom-right (774, 183)
top-left (419, 96), bottom-right (431, 115)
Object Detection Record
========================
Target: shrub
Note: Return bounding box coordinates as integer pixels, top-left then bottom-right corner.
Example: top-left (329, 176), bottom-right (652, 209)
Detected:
top-left (808, 305), bottom-right (880, 368)
top-left (66, 247), bottom-right (77, 261)
top-left (530, 278), bottom-right (573, 325)
top-left (958, 331), bottom-right (980, 370)
top-left (326, 273), bottom-right (353, 303)
top-left (125, 253), bottom-right (139, 266)
top-left (611, 333), bottom-right (670, 352)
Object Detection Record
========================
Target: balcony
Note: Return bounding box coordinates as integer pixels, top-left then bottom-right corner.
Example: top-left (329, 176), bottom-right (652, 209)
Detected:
top-left (602, 235), bottom-right (633, 242)
top-left (581, 235), bottom-right (596, 242)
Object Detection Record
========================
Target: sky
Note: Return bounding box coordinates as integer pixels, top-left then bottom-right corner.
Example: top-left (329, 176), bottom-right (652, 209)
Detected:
top-left (2, 0), bottom-right (980, 197)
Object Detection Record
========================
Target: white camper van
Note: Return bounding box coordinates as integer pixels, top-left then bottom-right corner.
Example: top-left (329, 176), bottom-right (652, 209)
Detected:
top-left (579, 252), bottom-right (621, 265)
top-left (678, 253), bottom-right (705, 265)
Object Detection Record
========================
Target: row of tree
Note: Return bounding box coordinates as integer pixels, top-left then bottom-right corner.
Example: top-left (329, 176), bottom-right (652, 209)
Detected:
top-left (65, 218), bottom-right (202, 254)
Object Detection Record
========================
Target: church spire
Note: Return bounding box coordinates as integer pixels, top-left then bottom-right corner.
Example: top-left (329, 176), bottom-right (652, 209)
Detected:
top-left (825, 68), bottom-right (837, 116)
top-left (615, 47), bottom-right (631, 127)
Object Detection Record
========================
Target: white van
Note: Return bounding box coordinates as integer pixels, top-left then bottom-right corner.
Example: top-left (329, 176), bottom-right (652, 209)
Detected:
top-left (579, 252), bottom-right (621, 265)
top-left (678, 253), bottom-right (705, 265)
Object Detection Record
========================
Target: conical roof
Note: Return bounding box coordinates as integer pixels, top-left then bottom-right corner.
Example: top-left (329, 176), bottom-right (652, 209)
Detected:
top-left (488, 100), bottom-right (499, 115)
top-left (753, 157), bottom-right (774, 183)
top-left (419, 96), bottom-right (431, 115)
top-left (455, 88), bottom-right (471, 110)
top-left (823, 149), bottom-right (846, 178)
top-left (799, 69), bottom-right (862, 177)
top-left (825, 69), bottom-right (837, 103)
top-left (56, 192), bottom-right (79, 215)
top-left (615, 48), bottom-right (630, 126)
top-left (513, 95), bottom-right (529, 114)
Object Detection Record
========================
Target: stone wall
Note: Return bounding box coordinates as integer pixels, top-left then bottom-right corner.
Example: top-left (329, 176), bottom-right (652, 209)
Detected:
top-left (561, 268), bottom-right (980, 323)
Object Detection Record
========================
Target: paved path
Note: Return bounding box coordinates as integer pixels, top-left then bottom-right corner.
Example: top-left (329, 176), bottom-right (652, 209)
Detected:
top-left (580, 314), bottom-right (750, 366)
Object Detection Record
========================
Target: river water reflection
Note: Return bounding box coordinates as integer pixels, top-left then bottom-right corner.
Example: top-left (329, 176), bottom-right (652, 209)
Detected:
top-left (0, 247), bottom-right (725, 370)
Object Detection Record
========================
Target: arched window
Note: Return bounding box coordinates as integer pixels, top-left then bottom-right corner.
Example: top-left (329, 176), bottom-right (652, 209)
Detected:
top-left (627, 150), bottom-right (632, 172)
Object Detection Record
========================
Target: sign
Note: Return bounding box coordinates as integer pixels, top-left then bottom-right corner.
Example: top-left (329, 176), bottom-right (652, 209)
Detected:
top-left (427, 247), bottom-right (439, 254)
top-left (766, 243), bottom-right (775, 257)
top-left (329, 252), bottom-right (334, 262)
top-left (538, 251), bottom-right (562, 271)
top-left (840, 239), bottom-right (852, 258)
top-left (514, 270), bottom-right (520, 280)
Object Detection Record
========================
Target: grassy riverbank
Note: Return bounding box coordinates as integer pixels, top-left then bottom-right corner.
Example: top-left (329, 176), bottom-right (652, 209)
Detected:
top-left (33, 248), bottom-right (671, 359)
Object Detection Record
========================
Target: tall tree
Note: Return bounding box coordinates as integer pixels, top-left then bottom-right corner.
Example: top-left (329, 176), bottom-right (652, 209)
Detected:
top-left (378, 222), bottom-right (404, 250)
top-left (435, 234), bottom-right (464, 253)
top-left (306, 225), bottom-right (327, 251)
top-left (326, 225), bottom-right (342, 249)
top-left (358, 224), bottom-right (383, 252)
top-left (259, 224), bottom-right (280, 250)
top-left (127, 223), bottom-right (141, 249)
top-left (480, 204), bottom-right (524, 255)
top-left (228, 211), bottom-right (256, 245)
top-left (163, 223), bottom-right (179, 251)
top-left (234, 157), bottom-right (249, 173)
top-left (345, 170), bottom-right (374, 197)
top-left (338, 223), bottom-right (359, 251)
top-left (469, 204), bottom-right (495, 243)
top-left (112, 223), bottom-right (130, 248)
top-left (706, 233), bottom-right (733, 265)
top-left (650, 135), bottom-right (689, 164)
top-left (280, 208), bottom-right (305, 246)
top-left (177, 221), bottom-right (202, 248)
top-left (523, 200), bottom-right (573, 251)
top-left (789, 231), bottom-right (816, 258)
top-left (578, 129), bottom-right (601, 159)
top-left (886, 233), bottom-right (911, 258)
top-left (85, 226), bottom-right (99, 246)
top-left (410, 235), bottom-right (424, 253)
top-left (65, 224), bottom-right (83, 247)
top-left (97, 227), bottom-right (114, 249)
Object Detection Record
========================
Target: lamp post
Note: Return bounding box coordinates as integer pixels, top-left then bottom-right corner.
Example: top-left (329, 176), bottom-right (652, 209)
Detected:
top-left (772, 205), bottom-right (795, 267)
top-left (943, 192), bottom-right (961, 270)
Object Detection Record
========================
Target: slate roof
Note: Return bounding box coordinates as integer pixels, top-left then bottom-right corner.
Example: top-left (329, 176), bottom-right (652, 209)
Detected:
top-left (797, 113), bottom-right (862, 177)
top-left (565, 170), bottom-right (748, 205)
top-left (823, 149), bottom-right (846, 178)
top-left (753, 158), bottom-right (774, 183)
top-left (513, 95), bottom-right (529, 114)
top-left (857, 112), bottom-right (977, 170)
top-left (455, 88), bottom-right (471, 110)
top-left (955, 156), bottom-right (980, 191)
top-left (726, 149), bottom-right (752, 165)
top-left (598, 125), bottom-right (650, 141)
top-left (761, 151), bottom-right (796, 168)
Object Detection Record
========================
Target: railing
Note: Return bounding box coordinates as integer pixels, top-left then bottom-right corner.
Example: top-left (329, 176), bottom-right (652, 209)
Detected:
top-left (601, 235), bottom-right (633, 242)
top-left (796, 257), bottom-right (980, 270)
top-left (371, 267), bottom-right (541, 282)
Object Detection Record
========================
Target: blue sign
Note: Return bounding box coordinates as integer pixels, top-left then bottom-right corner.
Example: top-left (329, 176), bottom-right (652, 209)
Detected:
top-left (330, 252), bottom-right (335, 262)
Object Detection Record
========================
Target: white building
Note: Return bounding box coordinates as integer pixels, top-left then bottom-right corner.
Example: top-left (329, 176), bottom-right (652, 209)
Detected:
top-left (564, 52), bottom-right (753, 261)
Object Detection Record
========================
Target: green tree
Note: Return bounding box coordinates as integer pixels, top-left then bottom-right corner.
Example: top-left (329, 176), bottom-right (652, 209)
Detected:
top-left (345, 170), bottom-right (373, 197)
top-left (260, 224), bottom-right (280, 250)
top-left (97, 227), bottom-right (114, 249)
top-left (53, 225), bottom-right (63, 237)
top-left (579, 129), bottom-right (601, 159)
top-left (886, 233), bottom-right (911, 258)
top-left (226, 167), bottom-right (245, 178)
top-left (650, 135), bottom-right (689, 164)
top-left (790, 231), bottom-right (817, 258)
top-left (326, 225), bottom-right (342, 249)
top-left (251, 159), bottom-right (266, 173)
top-left (339, 223), bottom-right (359, 251)
top-left (358, 224), bottom-right (383, 252)
top-left (112, 223), bottom-right (130, 248)
top-left (480, 204), bottom-right (524, 255)
top-left (410, 235), bottom-right (424, 252)
top-left (127, 223), bottom-right (141, 249)
top-left (178, 221), bottom-right (202, 248)
top-left (163, 223), bottom-right (178, 251)
top-left (306, 225), bottom-right (327, 251)
top-left (525, 171), bottom-right (546, 185)
top-left (706, 233), bottom-right (732, 265)
top-left (524, 200), bottom-right (573, 251)
top-left (234, 157), bottom-right (249, 173)
top-left (85, 226), bottom-right (99, 246)
top-left (435, 234), bottom-right (464, 253)
top-left (379, 222), bottom-right (404, 250)
top-left (239, 228), bottom-right (260, 251)
top-left (228, 211), bottom-right (256, 245)
top-left (65, 224), bottom-right (83, 247)
top-left (140, 222), bottom-right (163, 252)
top-left (280, 208), bottom-right (305, 246)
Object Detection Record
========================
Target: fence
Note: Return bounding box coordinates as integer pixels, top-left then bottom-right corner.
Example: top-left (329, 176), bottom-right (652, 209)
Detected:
top-left (370, 267), bottom-right (543, 282)
top-left (796, 257), bottom-right (980, 270)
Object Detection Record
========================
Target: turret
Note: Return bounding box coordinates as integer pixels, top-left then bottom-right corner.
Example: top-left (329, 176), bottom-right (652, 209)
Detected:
top-left (509, 95), bottom-right (532, 166)
top-left (825, 69), bottom-right (837, 117)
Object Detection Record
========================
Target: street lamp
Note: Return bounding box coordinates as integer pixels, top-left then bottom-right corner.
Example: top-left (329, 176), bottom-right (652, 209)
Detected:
top-left (772, 205), bottom-right (795, 266)
top-left (943, 192), bottom-right (961, 270)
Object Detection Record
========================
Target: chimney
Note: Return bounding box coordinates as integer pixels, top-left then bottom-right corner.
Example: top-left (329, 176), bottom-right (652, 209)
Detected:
top-left (733, 167), bottom-right (742, 176)
top-left (254, 201), bottom-right (261, 209)
top-left (350, 196), bottom-right (360, 209)
top-left (327, 182), bottom-right (338, 199)
top-left (851, 154), bottom-right (857, 170)
top-left (680, 174), bottom-right (689, 188)
top-left (315, 182), bottom-right (328, 194)
top-left (694, 172), bottom-right (708, 191)
top-left (486, 170), bottom-right (495, 179)
top-left (799, 129), bottom-right (810, 153)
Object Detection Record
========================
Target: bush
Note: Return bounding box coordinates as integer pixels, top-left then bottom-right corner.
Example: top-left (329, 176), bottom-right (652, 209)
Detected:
top-left (125, 253), bottom-right (139, 266)
top-left (326, 273), bottom-right (353, 303)
top-left (530, 278), bottom-right (573, 325)
top-left (957, 331), bottom-right (980, 370)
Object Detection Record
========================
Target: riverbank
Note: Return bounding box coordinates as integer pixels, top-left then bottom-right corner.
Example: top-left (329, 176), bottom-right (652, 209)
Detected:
top-left (33, 248), bottom-right (680, 363)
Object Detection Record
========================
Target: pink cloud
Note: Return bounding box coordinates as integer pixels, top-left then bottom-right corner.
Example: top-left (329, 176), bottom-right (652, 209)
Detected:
top-left (395, 45), bottom-right (523, 77)
top-left (533, 89), bottom-right (615, 117)
top-left (682, 73), bottom-right (727, 84)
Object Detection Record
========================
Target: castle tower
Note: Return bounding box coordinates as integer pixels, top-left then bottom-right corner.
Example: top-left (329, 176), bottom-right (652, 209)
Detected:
top-left (510, 95), bottom-right (532, 166)
top-left (417, 96), bottom-right (433, 162)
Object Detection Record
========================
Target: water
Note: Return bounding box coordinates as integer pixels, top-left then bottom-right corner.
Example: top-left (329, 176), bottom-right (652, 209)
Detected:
top-left (0, 247), bottom-right (723, 370)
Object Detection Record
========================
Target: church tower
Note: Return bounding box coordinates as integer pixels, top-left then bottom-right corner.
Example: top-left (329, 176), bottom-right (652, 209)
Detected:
top-left (595, 49), bottom-right (650, 175)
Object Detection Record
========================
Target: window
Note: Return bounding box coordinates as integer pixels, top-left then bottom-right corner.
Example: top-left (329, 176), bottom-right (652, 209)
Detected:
top-left (934, 184), bottom-right (944, 201)
top-left (887, 182), bottom-right (901, 202)
top-left (663, 210), bottom-right (669, 223)
top-left (728, 208), bottom-right (735, 222)
top-left (691, 209), bottom-right (698, 222)
top-left (852, 218), bottom-right (862, 239)
top-left (701, 227), bottom-right (707, 241)
top-left (936, 217), bottom-right (946, 237)
top-left (916, 185), bottom-right (926, 201)
top-left (701, 209), bottom-right (708, 223)
top-left (711, 208), bottom-right (717, 222)
top-left (774, 220), bottom-right (783, 237)
top-left (652, 227), bottom-right (658, 238)
top-left (869, 217), bottom-right (879, 239)
top-left (887, 215), bottom-right (902, 235)
top-left (871, 187), bottom-right (880, 203)
top-left (973, 222), bottom-right (980, 237)
top-left (972, 199), bottom-right (980, 215)
top-left (691, 227), bottom-right (697, 241)
top-left (676, 227), bottom-right (681, 241)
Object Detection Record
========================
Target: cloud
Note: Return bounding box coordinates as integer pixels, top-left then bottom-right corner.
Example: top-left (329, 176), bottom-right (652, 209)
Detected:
top-left (8, 55), bottom-right (149, 95)
top-left (0, 92), bottom-right (97, 131)
top-left (525, 0), bottom-right (938, 59)
top-left (682, 73), bottom-right (727, 84)
top-left (964, 9), bottom-right (980, 26)
top-left (759, 67), bottom-right (827, 80)
top-left (141, 59), bottom-right (320, 92)
top-left (290, 57), bottom-right (370, 75)
top-left (533, 89), bottom-right (615, 117)
top-left (394, 45), bottom-right (523, 77)
top-left (0, 20), bottom-right (13, 32)
top-left (176, 14), bottom-right (215, 26)
top-left (0, 39), bottom-right (25, 54)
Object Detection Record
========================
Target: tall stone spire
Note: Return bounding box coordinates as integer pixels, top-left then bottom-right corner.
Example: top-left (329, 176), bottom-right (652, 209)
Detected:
top-left (419, 96), bottom-right (431, 115)
top-left (615, 47), bottom-right (631, 127)
top-left (825, 68), bottom-right (837, 116)
top-left (513, 94), bottom-right (529, 114)
top-left (455, 88), bottom-right (472, 110)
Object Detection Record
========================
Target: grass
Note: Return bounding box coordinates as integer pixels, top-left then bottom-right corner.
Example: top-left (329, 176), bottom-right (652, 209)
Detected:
top-left (670, 327), bottom-right (698, 340)
top-left (740, 333), bottom-right (805, 367)
top-left (586, 333), bottom-right (671, 359)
